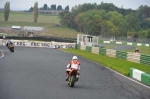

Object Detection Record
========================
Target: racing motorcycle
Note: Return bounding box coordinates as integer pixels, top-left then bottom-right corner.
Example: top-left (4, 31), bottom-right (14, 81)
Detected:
top-left (8, 43), bottom-right (14, 52)
top-left (68, 69), bottom-right (79, 87)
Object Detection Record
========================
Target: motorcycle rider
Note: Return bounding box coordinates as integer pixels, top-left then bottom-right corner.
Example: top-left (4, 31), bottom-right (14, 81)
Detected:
top-left (135, 48), bottom-right (140, 53)
top-left (6, 40), bottom-right (13, 48)
top-left (66, 56), bottom-right (80, 81)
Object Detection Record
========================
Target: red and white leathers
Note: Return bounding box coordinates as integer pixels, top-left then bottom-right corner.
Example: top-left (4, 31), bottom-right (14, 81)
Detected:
top-left (66, 59), bottom-right (80, 79)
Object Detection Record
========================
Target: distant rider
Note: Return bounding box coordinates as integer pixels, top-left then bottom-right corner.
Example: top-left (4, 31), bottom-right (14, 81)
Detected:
top-left (135, 48), bottom-right (140, 53)
top-left (6, 40), bottom-right (13, 48)
top-left (66, 56), bottom-right (80, 81)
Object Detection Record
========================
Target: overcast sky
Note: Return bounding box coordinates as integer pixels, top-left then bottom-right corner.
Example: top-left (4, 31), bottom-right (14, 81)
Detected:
top-left (0, 0), bottom-right (150, 10)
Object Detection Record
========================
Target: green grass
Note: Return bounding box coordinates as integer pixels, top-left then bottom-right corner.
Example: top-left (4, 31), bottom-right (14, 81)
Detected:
top-left (0, 12), bottom-right (60, 24)
top-left (0, 12), bottom-right (83, 38)
top-left (62, 49), bottom-right (150, 76)
top-left (0, 33), bottom-right (18, 36)
top-left (0, 21), bottom-right (81, 38)
top-left (99, 43), bottom-right (150, 55)
top-left (123, 46), bottom-right (150, 55)
top-left (104, 46), bottom-right (115, 49)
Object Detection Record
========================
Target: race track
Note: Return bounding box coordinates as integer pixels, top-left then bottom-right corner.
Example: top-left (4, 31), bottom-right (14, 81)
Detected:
top-left (0, 46), bottom-right (150, 99)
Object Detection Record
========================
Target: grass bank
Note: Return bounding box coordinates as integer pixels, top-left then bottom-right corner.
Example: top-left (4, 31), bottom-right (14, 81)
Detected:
top-left (0, 11), bottom-right (82, 38)
top-left (0, 21), bottom-right (81, 38)
top-left (0, 12), bottom-right (60, 24)
top-left (62, 49), bottom-right (150, 76)
top-left (123, 46), bottom-right (150, 55)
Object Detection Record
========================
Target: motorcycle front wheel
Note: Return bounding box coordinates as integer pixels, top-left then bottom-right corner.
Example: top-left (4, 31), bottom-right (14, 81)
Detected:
top-left (69, 76), bottom-right (76, 87)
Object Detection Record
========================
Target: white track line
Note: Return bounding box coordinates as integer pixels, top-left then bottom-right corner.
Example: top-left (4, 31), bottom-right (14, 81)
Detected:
top-left (61, 50), bottom-right (150, 89)
top-left (0, 50), bottom-right (4, 58)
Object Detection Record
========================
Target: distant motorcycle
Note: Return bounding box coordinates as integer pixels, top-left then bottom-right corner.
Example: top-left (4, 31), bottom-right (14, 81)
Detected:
top-left (68, 69), bottom-right (79, 87)
top-left (8, 43), bottom-right (14, 52)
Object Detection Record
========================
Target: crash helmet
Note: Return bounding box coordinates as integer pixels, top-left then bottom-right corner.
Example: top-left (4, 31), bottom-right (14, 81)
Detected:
top-left (72, 56), bottom-right (78, 60)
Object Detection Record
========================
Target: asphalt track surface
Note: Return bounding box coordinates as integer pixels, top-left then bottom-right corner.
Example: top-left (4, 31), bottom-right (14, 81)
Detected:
top-left (0, 46), bottom-right (150, 99)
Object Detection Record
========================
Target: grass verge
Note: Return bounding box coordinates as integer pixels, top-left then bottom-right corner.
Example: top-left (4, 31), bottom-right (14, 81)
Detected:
top-left (104, 46), bottom-right (115, 49)
top-left (0, 12), bottom-right (60, 24)
top-left (0, 21), bottom-right (81, 38)
top-left (123, 46), bottom-right (150, 55)
top-left (62, 49), bottom-right (150, 76)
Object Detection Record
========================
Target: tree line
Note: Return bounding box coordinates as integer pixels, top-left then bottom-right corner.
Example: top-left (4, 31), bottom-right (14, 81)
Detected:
top-left (29, 4), bottom-right (69, 12)
top-left (4, 2), bottom-right (69, 23)
top-left (59, 2), bottom-right (150, 39)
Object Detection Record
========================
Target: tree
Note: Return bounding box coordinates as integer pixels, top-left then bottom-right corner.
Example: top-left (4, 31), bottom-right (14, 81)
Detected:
top-left (142, 18), bottom-right (150, 29)
top-left (57, 5), bottom-right (63, 10)
top-left (43, 4), bottom-right (48, 10)
top-left (118, 17), bottom-right (129, 36)
top-left (59, 2), bottom-right (149, 38)
top-left (147, 29), bottom-right (150, 38)
top-left (80, 10), bottom-right (103, 35)
top-left (29, 7), bottom-right (33, 12)
top-left (34, 2), bottom-right (38, 23)
top-left (4, 2), bottom-right (10, 21)
top-left (101, 20), bottom-right (114, 37)
top-left (60, 12), bottom-right (74, 28)
top-left (138, 5), bottom-right (150, 19)
top-left (51, 4), bottom-right (56, 10)
top-left (65, 5), bottom-right (69, 11)
top-left (138, 31), bottom-right (148, 38)
top-left (125, 12), bottom-right (142, 31)
top-left (97, 2), bottom-right (118, 12)
top-left (59, 11), bottom-right (68, 18)
top-left (74, 13), bottom-right (83, 32)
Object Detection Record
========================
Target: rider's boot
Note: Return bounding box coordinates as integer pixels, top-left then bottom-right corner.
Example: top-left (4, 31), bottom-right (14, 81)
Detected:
top-left (76, 75), bottom-right (79, 81)
top-left (66, 74), bottom-right (69, 81)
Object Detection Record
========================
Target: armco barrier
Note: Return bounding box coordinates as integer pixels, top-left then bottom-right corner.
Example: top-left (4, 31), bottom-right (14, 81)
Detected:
top-left (130, 68), bottom-right (150, 86)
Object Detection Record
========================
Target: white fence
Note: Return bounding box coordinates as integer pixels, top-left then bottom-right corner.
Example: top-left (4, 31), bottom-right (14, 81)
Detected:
top-left (24, 26), bottom-right (45, 31)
